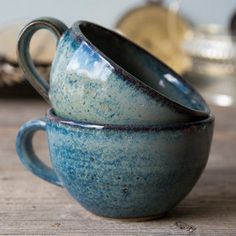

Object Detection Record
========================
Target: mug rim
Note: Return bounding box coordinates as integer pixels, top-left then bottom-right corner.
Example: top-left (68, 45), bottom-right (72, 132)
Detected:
top-left (70, 20), bottom-right (210, 117)
top-left (47, 108), bottom-right (214, 132)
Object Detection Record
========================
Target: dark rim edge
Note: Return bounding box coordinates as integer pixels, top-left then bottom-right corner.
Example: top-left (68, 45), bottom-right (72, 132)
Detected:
top-left (47, 108), bottom-right (214, 132)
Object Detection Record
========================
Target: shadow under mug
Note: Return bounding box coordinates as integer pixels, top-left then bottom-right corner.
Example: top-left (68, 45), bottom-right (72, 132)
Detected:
top-left (16, 108), bottom-right (214, 219)
top-left (17, 17), bottom-right (210, 125)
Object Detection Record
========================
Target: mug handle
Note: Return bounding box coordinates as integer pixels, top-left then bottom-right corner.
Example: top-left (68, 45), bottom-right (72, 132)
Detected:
top-left (16, 118), bottom-right (63, 187)
top-left (17, 17), bottom-right (68, 102)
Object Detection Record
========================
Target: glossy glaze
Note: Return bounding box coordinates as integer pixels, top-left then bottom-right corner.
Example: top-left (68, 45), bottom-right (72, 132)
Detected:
top-left (18, 18), bottom-right (210, 125)
top-left (16, 109), bottom-right (214, 218)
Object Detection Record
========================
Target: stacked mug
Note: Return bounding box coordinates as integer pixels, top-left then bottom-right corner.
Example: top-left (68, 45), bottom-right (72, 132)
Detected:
top-left (16, 18), bottom-right (214, 219)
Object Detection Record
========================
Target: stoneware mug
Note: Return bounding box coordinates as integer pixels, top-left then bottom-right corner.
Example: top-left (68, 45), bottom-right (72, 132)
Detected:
top-left (17, 17), bottom-right (210, 125)
top-left (16, 109), bottom-right (214, 219)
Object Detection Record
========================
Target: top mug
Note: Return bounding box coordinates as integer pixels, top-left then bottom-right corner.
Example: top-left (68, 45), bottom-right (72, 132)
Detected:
top-left (17, 17), bottom-right (210, 125)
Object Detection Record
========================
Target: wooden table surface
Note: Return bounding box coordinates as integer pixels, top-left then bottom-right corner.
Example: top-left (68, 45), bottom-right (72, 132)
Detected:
top-left (0, 99), bottom-right (235, 236)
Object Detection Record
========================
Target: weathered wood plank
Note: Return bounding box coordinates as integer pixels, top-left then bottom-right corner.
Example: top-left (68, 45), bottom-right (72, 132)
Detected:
top-left (0, 100), bottom-right (235, 235)
top-left (0, 99), bottom-right (48, 127)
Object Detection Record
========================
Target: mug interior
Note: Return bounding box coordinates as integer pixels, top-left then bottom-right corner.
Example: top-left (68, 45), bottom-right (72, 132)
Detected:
top-left (78, 22), bottom-right (209, 114)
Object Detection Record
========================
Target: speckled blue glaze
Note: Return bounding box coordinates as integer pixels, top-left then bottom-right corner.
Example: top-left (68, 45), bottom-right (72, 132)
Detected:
top-left (16, 109), bottom-right (214, 219)
top-left (18, 18), bottom-right (210, 125)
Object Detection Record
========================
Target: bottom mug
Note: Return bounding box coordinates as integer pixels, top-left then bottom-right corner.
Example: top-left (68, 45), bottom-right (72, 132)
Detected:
top-left (16, 109), bottom-right (214, 219)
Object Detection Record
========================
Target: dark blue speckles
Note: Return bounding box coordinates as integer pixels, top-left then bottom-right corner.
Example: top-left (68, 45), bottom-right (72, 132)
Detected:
top-left (68, 79), bottom-right (78, 85)
top-left (90, 175), bottom-right (96, 180)
top-left (122, 185), bottom-right (129, 194)
top-left (66, 166), bottom-right (76, 181)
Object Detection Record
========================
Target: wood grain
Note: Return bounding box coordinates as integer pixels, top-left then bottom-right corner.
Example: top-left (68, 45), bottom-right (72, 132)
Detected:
top-left (0, 100), bottom-right (235, 235)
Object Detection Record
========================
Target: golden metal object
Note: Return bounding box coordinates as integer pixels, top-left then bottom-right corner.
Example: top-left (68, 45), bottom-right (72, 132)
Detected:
top-left (116, 2), bottom-right (191, 74)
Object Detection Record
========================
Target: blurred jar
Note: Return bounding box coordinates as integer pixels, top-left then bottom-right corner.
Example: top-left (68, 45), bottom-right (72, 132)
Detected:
top-left (182, 24), bottom-right (236, 107)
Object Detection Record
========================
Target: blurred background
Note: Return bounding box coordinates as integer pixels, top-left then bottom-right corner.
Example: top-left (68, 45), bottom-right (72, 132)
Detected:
top-left (0, 0), bottom-right (235, 27)
top-left (0, 0), bottom-right (236, 107)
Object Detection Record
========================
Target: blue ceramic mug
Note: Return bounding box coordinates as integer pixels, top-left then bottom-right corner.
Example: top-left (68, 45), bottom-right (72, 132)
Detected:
top-left (16, 109), bottom-right (214, 219)
top-left (17, 17), bottom-right (209, 125)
